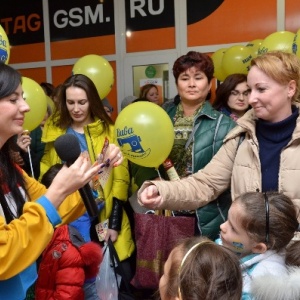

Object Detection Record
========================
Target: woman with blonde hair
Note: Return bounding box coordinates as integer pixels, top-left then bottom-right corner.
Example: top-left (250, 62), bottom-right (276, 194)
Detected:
top-left (139, 51), bottom-right (300, 233)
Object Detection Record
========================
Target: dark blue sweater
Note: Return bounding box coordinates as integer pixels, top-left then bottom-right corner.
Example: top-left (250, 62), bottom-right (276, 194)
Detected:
top-left (257, 106), bottom-right (298, 192)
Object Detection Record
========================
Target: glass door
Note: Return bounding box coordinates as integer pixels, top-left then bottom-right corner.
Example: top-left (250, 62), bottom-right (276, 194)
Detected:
top-left (123, 52), bottom-right (178, 105)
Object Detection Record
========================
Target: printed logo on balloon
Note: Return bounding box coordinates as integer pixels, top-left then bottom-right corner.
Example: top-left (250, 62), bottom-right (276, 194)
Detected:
top-left (0, 25), bottom-right (10, 64)
top-left (115, 102), bottom-right (174, 169)
top-left (293, 29), bottom-right (300, 59)
top-left (258, 31), bottom-right (295, 55)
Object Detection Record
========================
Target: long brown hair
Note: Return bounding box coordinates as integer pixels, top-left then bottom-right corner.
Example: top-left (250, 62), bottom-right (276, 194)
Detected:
top-left (162, 236), bottom-right (242, 300)
top-left (0, 63), bottom-right (29, 222)
top-left (53, 74), bottom-right (113, 131)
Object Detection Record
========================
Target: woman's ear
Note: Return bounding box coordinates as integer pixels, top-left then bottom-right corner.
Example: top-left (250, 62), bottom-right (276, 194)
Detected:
top-left (287, 80), bottom-right (296, 99)
top-left (252, 242), bottom-right (267, 254)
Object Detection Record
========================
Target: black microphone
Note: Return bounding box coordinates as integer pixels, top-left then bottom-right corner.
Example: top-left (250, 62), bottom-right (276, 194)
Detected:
top-left (54, 133), bottom-right (99, 217)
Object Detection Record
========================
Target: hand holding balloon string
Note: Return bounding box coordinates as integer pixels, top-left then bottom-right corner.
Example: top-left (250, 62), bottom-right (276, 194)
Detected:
top-left (18, 130), bottom-right (35, 177)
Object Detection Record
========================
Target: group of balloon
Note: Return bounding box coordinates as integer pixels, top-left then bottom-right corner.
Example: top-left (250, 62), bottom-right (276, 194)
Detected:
top-left (1, 24), bottom-right (300, 169)
top-left (212, 29), bottom-right (300, 81)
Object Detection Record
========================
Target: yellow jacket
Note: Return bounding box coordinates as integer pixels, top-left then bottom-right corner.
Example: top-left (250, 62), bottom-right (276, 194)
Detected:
top-left (0, 170), bottom-right (85, 280)
top-left (40, 116), bottom-right (134, 260)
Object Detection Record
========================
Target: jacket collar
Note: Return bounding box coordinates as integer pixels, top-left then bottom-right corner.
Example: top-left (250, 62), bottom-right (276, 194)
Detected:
top-left (225, 104), bottom-right (300, 143)
top-left (42, 115), bottom-right (104, 143)
top-left (168, 95), bottom-right (220, 121)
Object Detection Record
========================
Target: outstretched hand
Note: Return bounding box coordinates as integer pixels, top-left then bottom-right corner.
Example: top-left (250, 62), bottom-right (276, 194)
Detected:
top-left (138, 185), bottom-right (163, 209)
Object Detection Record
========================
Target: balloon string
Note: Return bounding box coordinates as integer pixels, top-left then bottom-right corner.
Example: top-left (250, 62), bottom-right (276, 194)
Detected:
top-left (156, 168), bottom-right (162, 180)
top-left (27, 146), bottom-right (35, 178)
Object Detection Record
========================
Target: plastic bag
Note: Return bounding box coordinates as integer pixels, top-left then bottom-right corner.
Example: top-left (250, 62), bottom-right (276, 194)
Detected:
top-left (96, 244), bottom-right (121, 300)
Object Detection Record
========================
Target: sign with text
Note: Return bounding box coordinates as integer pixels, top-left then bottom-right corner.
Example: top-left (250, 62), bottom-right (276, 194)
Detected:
top-left (48, 0), bottom-right (114, 42)
top-left (0, 0), bottom-right (44, 45)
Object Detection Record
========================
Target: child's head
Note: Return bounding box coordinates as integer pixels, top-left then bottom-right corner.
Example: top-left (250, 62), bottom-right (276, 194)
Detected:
top-left (220, 192), bottom-right (299, 256)
top-left (40, 163), bottom-right (63, 188)
top-left (159, 236), bottom-right (242, 300)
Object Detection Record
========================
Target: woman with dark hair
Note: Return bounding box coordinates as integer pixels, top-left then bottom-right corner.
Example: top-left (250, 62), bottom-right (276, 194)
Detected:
top-left (139, 51), bottom-right (300, 250)
top-left (40, 73), bottom-right (134, 299)
top-left (0, 63), bottom-right (122, 299)
top-left (131, 51), bottom-right (236, 240)
top-left (213, 73), bottom-right (250, 121)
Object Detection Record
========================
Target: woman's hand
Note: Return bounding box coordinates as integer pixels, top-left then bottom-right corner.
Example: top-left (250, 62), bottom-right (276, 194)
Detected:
top-left (16, 132), bottom-right (31, 153)
top-left (97, 143), bottom-right (123, 167)
top-left (104, 229), bottom-right (119, 243)
top-left (138, 185), bottom-right (163, 209)
top-left (45, 154), bottom-right (101, 208)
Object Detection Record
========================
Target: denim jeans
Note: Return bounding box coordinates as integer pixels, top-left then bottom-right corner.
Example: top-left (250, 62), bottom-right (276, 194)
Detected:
top-left (84, 281), bottom-right (99, 300)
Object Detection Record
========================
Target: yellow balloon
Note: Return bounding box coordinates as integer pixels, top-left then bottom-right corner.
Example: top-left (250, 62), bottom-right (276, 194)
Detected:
top-left (0, 25), bottom-right (10, 64)
top-left (46, 95), bottom-right (55, 112)
top-left (115, 102), bottom-right (174, 168)
top-left (22, 77), bottom-right (47, 132)
top-left (292, 28), bottom-right (300, 59)
top-left (72, 54), bottom-right (114, 99)
top-left (246, 39), bottom-right (263, 58)
top-left (222, 45), bottom-right (253, 76)
top-left (258, 31), bottom-right (295, 55)
top-left (211, 48), bottom-right (228, 81)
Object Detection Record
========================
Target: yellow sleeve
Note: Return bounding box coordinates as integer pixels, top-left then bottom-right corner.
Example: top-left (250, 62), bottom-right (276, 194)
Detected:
top-left (0, 202), bottom-right (54, 279)
top-left (39, 142), bottom-right (60, 181)
top-left (112, 157), bottom-right (130, 201)
top-left (24, 170), bottom-right (85, 223)
top-left (0, 171), bottom-right (86, 279)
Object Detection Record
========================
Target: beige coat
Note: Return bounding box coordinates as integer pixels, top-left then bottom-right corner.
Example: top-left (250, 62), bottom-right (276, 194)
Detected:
top-left (139, 104), bottom-right (300, 212)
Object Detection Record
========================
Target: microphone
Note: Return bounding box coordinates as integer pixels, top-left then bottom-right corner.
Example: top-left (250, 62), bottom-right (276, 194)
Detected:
top-left (54, 133), bottom-right (99, 217)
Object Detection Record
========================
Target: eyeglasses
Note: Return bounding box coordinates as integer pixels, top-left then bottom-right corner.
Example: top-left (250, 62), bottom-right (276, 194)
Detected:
top-left (264, 193), bottom-right (270, 244)
top-left (230, 90), bottom-right (250, 97)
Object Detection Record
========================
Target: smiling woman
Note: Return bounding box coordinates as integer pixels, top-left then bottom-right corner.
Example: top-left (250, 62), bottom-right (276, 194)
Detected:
top-left (0, 63), bottom-right (107, 300)
top-left (0, 65), bottom-right (29, 144)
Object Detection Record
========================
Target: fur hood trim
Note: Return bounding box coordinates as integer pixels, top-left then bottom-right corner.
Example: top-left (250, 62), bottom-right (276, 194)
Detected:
top-left (79, 242), bottom-right (103, 279)
top-left (251, 267), bottom-right (300, 300)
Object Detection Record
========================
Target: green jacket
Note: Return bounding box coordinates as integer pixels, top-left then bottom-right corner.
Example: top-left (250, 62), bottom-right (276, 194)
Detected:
top-left (133, 96), bottom-right (236, 239)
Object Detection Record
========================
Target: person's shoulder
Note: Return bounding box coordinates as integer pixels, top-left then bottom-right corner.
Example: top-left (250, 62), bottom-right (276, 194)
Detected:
top-left (204, 101), bottom-right (235, 125)
top-left (162, 97), bottom-right (177, 110)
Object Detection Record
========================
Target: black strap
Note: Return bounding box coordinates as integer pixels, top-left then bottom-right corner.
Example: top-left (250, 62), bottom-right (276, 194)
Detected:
top-left (107, 239), bottom-right (132, 294)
